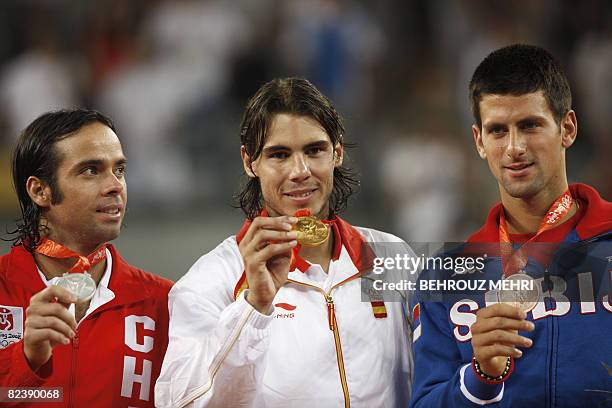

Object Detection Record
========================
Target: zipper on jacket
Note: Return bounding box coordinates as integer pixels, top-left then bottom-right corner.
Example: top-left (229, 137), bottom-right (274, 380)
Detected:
top-left (325, 294), bottom-right (350, 408)
top-left (69, 334), bottom-right (79, 408)
top-left (548, 315), bottom-right (556, 408)
top-left (289, 280), bottom-right (354, 408)
top-left (326, 295), bottom-right (335, 331)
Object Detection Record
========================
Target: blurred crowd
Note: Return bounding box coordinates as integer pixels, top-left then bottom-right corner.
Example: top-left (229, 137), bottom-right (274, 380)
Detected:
top-left (0, 0), bottom-right (610, 242)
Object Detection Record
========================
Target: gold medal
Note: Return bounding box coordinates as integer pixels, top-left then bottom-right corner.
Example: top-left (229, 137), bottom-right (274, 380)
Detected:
top-left (293, 216), bottom-right (329, 247)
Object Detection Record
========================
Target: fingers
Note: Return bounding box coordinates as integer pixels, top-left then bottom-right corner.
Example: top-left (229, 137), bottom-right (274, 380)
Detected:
top-left (26, 315), bottom-right (76, 341)
top-left (26, 301), bottom-right (77, 331)
top-left (25, 286), bottom-right (78, 347)
top-left (240, 216), bottom-right (298, 248)
top-left (252, 230), bottom-right (298, 248)
top-left (476, 303), bottom-right (526, 320)
top-left (30, 285), bottom-right (77, 305)
top-left (472, 328), bottom-right (533, 350)
top-left (240, 216), bottom-right (299, 263)
top-left (471, 315), bottom-right (534, 335)
top-left (24, 319), bottom-right (74, 345)
top-left (476, 344), bottom-right (524, 361)
top-left (254, 241), bottom-right (298, 264)
top-left (471, 303), bottom-right (535, 367)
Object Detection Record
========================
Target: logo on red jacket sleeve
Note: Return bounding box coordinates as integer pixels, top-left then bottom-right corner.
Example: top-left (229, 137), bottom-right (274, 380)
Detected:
top-left (0, 305), bottom-right (23, 349)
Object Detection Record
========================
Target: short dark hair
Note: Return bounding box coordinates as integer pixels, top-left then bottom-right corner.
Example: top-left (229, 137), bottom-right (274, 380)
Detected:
top-left (11, 108), bottom-right (116, 250)
top-left (469, 44), bottom-right (572, 128)
top-left (237, 77), bottom-right (359, 219)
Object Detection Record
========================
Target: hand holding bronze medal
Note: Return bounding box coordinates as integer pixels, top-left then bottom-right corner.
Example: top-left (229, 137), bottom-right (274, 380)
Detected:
top-left (496, 191), bottom-right (573, 313)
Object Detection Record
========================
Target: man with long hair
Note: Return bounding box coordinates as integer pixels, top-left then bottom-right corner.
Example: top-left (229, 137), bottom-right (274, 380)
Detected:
top-left (156, 78), bottom-right (414, 407)
top-left (0, 109), bottom-right (172, 407)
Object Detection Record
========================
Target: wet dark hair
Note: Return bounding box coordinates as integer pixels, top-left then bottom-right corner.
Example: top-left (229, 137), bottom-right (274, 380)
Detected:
top-left (10, 108), bottom-right (116, 250)
top-left (237, 77), bottom-right (359, 219)
top-left (470, 44), bottom-right (572, 128)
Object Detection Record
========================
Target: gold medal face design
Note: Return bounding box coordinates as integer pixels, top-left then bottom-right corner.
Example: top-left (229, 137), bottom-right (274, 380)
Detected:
top-left (293, 216), bottom-right (329, 247)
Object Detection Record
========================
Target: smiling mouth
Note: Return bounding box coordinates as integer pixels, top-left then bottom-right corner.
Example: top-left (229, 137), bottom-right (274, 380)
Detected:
top-left (96, 207), bottom-right (122, 215)
top-left (505, 162), bottom-right (534, 171)
top-left (284, 189), bottom-right (316, 199)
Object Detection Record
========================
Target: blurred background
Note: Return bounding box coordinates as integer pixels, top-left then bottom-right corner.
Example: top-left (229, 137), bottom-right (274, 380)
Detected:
top-left (0, 0), bottom-right (610, 281)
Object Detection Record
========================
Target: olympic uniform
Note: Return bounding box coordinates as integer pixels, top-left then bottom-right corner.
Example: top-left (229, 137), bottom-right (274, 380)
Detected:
top-left (155, 216), bottom-right (414, 407)
top-left (0, 244), bottom-right (172, 407)
top-left (410, 184), bottom-right (612, 407)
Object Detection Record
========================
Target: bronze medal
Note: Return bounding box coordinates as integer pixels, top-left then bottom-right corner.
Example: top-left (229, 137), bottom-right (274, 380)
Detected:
top-left (497, 273), bottom-right (541, 313)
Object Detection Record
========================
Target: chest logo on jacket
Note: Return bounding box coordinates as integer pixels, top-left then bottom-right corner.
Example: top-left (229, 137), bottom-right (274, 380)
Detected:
top-left (121, 315), bottom-right (156, 402)
top-left (0, 305), bottom-right (23, 349)
top-left (274, 303), bottom-right (297, 319)
top-left (449, 271), bottom-right (612, 342)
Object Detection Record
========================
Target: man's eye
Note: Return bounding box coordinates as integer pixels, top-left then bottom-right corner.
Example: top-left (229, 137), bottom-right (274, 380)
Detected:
top-left (490, 127), bottom-right (506, 135)
top-left (115, 166), bottom-right (126, 177)
top-left (522, 122), bottom-right (539, 130)
top-left (307, 147), bottom-right (322, 155)
top-left (270, 152), bottom-right (289, 159)
top-left (82, 167), bottom-right (97, 175)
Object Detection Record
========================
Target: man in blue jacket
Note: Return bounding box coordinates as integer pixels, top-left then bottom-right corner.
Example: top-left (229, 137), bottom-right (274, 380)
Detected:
top-left (410, 44), bottom-right (612, 407)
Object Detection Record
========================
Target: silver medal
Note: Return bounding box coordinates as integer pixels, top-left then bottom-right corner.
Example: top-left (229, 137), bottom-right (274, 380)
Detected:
top-left (55, 273), bottom-right (97, 303)
top-left (497, 273), bottom-right (541, 313)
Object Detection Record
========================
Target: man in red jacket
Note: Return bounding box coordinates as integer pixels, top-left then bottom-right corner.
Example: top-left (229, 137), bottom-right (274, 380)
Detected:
top-left (0, 109), bottom-right (173, 407)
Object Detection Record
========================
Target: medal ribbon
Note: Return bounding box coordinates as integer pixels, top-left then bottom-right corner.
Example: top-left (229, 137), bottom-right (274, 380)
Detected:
top-left (499, 190), bottom-right (573, 277)
top-left (35, 238), bottom-right (107, 273)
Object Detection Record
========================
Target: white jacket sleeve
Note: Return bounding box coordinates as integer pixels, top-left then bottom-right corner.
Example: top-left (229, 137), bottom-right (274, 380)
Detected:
top-left (155, 245), bottom-right (273, 408)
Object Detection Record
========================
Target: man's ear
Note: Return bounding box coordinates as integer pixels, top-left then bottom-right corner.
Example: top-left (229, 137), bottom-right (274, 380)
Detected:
top-left (241, 145), bottom-right (257, 178)
top-left (26, 176), bottom-right (52, 208)
top-left (333, 142), bottom-right (344, 167)
top-left (472, 124), bottom-right (487, 159)
top-left (561, 110), bottom-right (577, 148)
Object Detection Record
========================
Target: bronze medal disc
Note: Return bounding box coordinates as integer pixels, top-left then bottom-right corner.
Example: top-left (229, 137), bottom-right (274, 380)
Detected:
top-left (497, 273), bottom-right (541, 313)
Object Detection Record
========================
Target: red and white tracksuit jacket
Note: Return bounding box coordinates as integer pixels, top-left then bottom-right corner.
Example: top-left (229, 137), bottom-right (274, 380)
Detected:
top-left (156, 217), bottom-right (414, 407)
top-left (0, 244), bottom-right (172, 407)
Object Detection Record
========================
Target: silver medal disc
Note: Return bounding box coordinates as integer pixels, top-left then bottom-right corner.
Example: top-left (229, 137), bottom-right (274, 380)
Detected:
top-left (497, 273), bottom-right (541, 313)
top-left (55, 273), bottom-right (96, 303)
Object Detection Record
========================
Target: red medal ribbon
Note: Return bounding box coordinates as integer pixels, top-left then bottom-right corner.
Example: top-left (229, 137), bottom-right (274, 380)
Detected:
top-left (35, 239), bottom-right (108, 273)
top-left (499, 190), bottom-right (573, 277)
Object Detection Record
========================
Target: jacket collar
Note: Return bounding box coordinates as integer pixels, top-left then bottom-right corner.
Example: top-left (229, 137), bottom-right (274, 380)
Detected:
top-left (6, 244), bottom-right (152, 306)
top-left (467, 183), bottom-right (612, 243)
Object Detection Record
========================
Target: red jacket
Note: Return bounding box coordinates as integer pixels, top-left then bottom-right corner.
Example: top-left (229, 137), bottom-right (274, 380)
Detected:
top-left (0, 244), bottom-right (173, 407)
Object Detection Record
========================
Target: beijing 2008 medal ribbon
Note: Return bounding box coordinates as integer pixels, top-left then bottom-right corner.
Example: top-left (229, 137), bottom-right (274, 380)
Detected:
top-left (496, 191), bottom-right (574, 312)
top-left (35, 239), bottom-right (107, 303)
